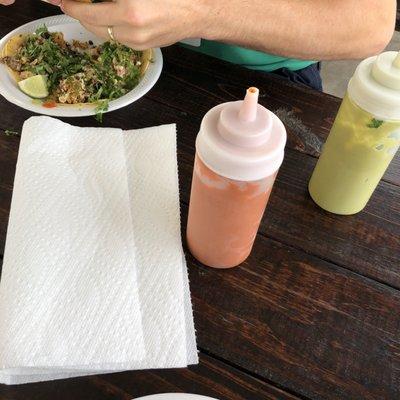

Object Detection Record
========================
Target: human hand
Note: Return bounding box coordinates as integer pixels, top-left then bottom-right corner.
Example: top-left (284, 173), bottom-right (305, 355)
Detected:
top-left (53, 0), bottom-right (210, 50)
top-left (0, 0), bottom-right (15, 5)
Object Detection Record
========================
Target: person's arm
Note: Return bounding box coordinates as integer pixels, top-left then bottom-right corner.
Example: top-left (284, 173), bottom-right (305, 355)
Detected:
top-left (208, 0), bottom-right (396, 59)
top-left (57, 0), bottom-right (395, 60)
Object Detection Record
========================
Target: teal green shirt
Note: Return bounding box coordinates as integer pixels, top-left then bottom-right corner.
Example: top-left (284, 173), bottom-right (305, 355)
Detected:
top-left (185, 40), bottom-right (316, 72)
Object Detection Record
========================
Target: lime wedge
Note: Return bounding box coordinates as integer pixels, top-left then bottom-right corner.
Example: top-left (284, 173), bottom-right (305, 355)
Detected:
top-left (18, 75), bottom-right (49, 99)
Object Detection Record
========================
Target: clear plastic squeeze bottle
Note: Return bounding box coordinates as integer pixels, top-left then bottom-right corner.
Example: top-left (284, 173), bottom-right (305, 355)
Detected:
top-left (186, 87), bottom-right (287, 268)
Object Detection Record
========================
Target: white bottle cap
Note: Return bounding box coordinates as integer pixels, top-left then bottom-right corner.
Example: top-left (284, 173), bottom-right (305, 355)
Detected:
top-left (348, 51), bottom-right (400, 120)
top-left (196, 88), bottom-right (287, 181)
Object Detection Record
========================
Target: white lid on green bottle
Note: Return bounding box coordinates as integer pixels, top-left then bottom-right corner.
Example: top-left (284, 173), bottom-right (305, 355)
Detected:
top-left (348, 51), bottom-right (400, 120)
top-left (196, 87), bottom-right (287, 181)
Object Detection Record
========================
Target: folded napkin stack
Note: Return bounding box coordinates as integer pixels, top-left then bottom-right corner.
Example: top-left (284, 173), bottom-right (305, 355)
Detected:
top-left (0, 117), bottom-right (197, 385)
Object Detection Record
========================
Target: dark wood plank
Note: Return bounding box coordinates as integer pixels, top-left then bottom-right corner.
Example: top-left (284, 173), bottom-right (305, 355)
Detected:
top-left (0, 354), bottom-right (302, 400)
top-left (0, 0), bottom-right (62, 27)
top-left (0, 374), bottom-right (129, 400)
top-left (186, 232), bottom-right (400, 400)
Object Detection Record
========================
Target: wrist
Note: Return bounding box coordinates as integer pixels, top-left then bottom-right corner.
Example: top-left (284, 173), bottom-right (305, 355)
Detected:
top-left (190, 0), bottom-right (225, 41)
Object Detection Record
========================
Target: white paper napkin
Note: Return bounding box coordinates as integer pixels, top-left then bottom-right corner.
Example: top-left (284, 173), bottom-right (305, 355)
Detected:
top-left (0, 118), bottom-right (197, 385)
top-left (0, 117), bottom-right (146, 376)
top-left (123, 126), bottom-right (198, 368)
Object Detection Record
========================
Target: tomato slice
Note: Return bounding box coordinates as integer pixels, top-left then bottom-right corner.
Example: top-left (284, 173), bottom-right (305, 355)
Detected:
top-left (42, 100), bottom-right (57, 108)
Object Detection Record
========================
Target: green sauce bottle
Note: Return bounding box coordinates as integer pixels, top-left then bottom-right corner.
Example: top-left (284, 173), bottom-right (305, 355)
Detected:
top-left (309, 51), bottom-right (400, 215)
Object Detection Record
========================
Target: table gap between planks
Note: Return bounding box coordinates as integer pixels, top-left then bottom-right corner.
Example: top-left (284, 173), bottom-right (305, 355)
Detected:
top-left (0, 2), bottom-right (399, 400)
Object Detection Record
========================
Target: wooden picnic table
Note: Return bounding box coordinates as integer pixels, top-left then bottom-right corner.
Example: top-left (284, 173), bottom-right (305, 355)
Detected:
top-left (0, 2), bottom-right (400, 400)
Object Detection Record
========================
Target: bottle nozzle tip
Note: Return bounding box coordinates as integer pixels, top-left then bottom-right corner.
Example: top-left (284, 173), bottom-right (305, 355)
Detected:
top-left (248, 87), bottom-right (258, 94)
top-left (239, 87), bottom-right (259, 122)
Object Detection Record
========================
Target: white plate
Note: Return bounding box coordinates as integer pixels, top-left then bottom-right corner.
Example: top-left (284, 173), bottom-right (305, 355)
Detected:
top-left (135, 394), bottom-right (219, 400)
top-left (0, 15), bottom-right (163, 117)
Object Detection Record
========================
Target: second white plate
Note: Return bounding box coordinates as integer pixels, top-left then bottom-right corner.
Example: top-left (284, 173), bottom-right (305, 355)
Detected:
top-left (135, 394), bottom-right (219, 400)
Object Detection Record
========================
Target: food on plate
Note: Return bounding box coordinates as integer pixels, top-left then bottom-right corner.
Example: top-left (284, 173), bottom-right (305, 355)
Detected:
top-left (0, 25), bottom-right (152, 119)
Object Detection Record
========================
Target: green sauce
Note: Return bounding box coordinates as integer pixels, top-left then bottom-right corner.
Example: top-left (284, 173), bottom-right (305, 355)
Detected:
top-left (309, 94), bottom-right (400, 214)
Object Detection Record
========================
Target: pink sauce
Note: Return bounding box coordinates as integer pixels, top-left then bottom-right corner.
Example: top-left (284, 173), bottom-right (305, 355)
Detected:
top-left (186, 156), bottom-right (276, 268)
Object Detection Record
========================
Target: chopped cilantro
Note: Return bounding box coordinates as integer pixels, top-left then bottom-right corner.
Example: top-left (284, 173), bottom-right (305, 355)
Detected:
top-left (94, 100), bottom-right (109, 122)
top-left (367, 118), bottom-right (384, 129)
top-left (4, 129), bottom-right (20, 136)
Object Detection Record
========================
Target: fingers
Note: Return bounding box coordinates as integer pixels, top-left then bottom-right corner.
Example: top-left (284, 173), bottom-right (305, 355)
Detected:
top-left (80, 22), bottom-right (153, 50)
top-left (61, 0), bottom-right (123, 26)
top-left (1, 0), bottom-right (15, 5)
top-left (79, 22), bottom-right (110, 42)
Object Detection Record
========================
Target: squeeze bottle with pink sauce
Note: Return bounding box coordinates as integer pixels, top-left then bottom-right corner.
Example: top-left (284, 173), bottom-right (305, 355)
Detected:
top-left (186, 87), bottom-right (287, 268)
